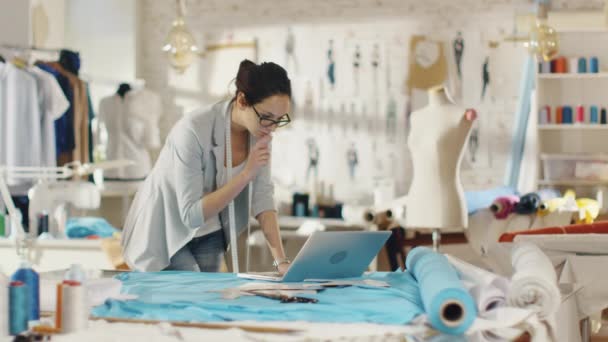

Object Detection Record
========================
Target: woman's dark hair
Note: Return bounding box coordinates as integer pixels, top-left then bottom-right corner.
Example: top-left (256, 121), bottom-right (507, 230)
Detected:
top-left (234, 60), bottom-right (291, 106)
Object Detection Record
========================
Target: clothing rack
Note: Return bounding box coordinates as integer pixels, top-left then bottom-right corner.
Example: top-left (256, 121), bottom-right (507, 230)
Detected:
top-left (0, 44), bottom-right (64, 53)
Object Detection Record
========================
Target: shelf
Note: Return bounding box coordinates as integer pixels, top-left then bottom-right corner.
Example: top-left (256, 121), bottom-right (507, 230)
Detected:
top-left (538, 73), bottom-right (608, 80)
top-left (540, 153), bottom-right (608, 161)
top-left (539, 179), bottom-right (608, 186)
top-left (539, 124), bottom-right (608, 130)
top-left (557, 28), bottom-right (608, 33)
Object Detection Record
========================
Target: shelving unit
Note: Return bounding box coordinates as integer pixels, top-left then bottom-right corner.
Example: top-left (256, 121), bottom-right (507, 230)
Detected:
top-left (536, 29), bottom-right (608, 198)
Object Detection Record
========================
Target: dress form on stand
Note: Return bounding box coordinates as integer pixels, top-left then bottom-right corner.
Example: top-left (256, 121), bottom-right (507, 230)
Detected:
top-left (405, 86), bottom-right (477, 251)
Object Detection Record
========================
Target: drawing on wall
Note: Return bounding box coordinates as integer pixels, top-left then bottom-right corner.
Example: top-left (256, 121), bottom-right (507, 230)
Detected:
top-left (353, 45), bottom-right (361, 95)
top-left (468, 124), bottom-right (480, 163)
top-left (285, 27), bottom-right (298, 73)
top-left (351, 102), bottom-right (359, 133)
top-left (306, 137), bottom-right (320, 181)
top-left (453, 31), bottom-right (464, 79)
top-left (303, 80), bottom-right (314, 121)
top-left (481, 56), bottom-right (490, 101)
top-left (347, 143), bottom-right (359, 180)
top-left (386, 96), bottom-right (397, 142)
top-left (371, 43), bottom-right (380, 95)
top-left (327, 40), bottom-right (336, 89)
top-left (406, 35), bottom-right (447, 91)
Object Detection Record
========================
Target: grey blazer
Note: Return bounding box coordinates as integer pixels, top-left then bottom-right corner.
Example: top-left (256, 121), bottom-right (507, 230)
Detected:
top-left (121, 100), bottom-right (275, 271)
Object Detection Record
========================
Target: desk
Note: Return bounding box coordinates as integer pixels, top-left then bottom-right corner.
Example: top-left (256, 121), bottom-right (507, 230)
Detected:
top-left (0, 238), bottom-right (113, 273)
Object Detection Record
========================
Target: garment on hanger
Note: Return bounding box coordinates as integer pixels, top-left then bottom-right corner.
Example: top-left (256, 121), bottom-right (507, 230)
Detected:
top-left (29, 65), bottom-right (70, 168)
top-left (0, 62), bottom-right (42, 193)
top-left (98, 88), bottom-right (162, 180)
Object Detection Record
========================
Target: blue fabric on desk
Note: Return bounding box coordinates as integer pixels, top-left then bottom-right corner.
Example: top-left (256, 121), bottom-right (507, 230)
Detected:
top-left (465, 186), bottom-right (517, 214)
top-left (91, 271), bottom-right (424, 325)
top-left (66, 217), bottom-right (119, 238)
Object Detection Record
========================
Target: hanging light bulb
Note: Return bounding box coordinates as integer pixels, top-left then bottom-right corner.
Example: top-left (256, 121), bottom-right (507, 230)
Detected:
top-left (162, 0), bottom-right (199, 73)
top-left (524, 3), bottom-right (559, 62)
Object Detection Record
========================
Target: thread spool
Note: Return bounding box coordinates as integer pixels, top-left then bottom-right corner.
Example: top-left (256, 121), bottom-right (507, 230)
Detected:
top-left (576, 105), bottom-right (585, 123)
top-left (563, 106), bottom-right (573, 124)
top-left (60, 280), bottom-right (88, 333)
top-left (550, 59), bottom-right (557, 73)
top-left (0, 213), bottom-right (5, 237)
top-left (555, 106), bottom-right (563, 124)
top-left (569, 57), bottom-right (579, 74)
top-left (540, 61), bottom-right (552, 73)
top-left (602, 108), bottom-right (607, 124)
top-left (590, 106), bottom-right (599, 124)
top-left (11, 261), bottom-right (39, 321)
top-left (578, 57), bottom-right (587, 73)
top-left (590, 57), bottom-right (599, 73)
top-left (9, 281), bottom-right (28, 336)
top-left (545, 105), bottom-right (551, 123)
top-left (554, 57), bottom-right (567, 73)
top-left (539, 107), bottom-right (548, 125)
top-left (0, 269), bottom-right (8, 337)
top-left (55, 283), bottom-right (63, 331)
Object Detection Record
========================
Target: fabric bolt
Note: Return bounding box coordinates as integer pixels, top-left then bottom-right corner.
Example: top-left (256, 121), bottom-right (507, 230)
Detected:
top-left (91, 271), bottom-right (424, 325)
top-left (121, 100), bottom-right (276, 272)
top-left (406, 247), bottom-right (477, 335)
top-left (0, 62), bottom-right (43, 191)
top-left (65, 217), bottom-right (119, 239)
top-left (98, 89), bottom-right (162, 179)
top-left (498, 221), bottom-right (608, 242)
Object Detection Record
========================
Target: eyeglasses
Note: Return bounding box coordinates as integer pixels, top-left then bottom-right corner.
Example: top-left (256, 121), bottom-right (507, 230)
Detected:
top-left (252, 106), bottom-right (291, 128)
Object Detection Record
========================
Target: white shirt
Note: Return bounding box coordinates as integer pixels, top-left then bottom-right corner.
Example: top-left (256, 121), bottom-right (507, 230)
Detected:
top-left (29, 66), bottom-right (69, 168)
top-left (98, 88), bottom-right (162, 179)
top-left (194, 160), bottom-right (247, 237)
top-left (0, 62), bottom-right (42, 193)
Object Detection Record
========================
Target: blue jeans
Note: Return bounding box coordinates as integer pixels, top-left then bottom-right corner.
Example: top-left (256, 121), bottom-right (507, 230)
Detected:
top-left (165, 229), bottom-right (225, 272)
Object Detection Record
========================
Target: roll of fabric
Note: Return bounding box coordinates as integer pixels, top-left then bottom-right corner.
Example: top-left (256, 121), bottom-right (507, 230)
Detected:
top-left (445, 255), bottom-right (510, 314)
top-left (498, 221), bottom-right (608, 242)
top-left (508, 242), bottom-right (560, 320)
top-left (406, 247), bottom-right (477, 335)
top-left (489, 196), bottom-right (519, 219)
top-left (514, 193), bottom-right (541, 215)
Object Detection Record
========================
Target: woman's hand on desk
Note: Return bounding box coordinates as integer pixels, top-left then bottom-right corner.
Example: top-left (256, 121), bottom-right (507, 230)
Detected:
top-left (243, 135), bottom-right (272, 180)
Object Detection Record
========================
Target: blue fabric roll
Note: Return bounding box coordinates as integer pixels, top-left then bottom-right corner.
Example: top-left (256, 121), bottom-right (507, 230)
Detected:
top-left (92, 272), bottom-right (425, 325)
top-left (66, 217), bottom-right (119, 239)
top-left (406, 247), bottom-right (477, 335)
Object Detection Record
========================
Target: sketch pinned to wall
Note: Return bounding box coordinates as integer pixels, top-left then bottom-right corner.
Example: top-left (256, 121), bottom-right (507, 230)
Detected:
top-left (353, 45), bottom-right (361, 95)
top-left (347, 143), bottom-right (359, 180)
top-left (386, 96), bottom-right (397, 142)
top-left (351, 102), bottom-right (359, 133)
top-left (371, 43), bottom-right (380, 95)
top-left (327, 40), bottom-right (336, 90)
top-left (481, 56), bottom-right (490, 101)
top-left (306, 137), bottom-right (320, 181)
top-left (406, 35), bottom-right (447, 91)
top-left (303, 80), bottom-right (314, 121)
top-left (285, 27), bottom-right (298, 74)
top-left (468, 122), bottom-right (480, 163)
top-left (453, 31), bottom-right (464, 79)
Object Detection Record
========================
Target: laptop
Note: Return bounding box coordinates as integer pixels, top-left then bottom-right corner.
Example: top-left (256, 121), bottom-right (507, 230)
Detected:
top-left (237, 231), bottom-right (391, 282)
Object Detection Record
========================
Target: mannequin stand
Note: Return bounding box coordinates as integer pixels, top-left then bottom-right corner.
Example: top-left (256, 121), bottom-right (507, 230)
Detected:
top-left (432, 229), bottom-right (441, 251)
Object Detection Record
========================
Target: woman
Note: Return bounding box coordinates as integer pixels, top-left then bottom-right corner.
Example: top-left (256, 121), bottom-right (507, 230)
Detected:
top-left (121, 60), bottom-right (292, 274)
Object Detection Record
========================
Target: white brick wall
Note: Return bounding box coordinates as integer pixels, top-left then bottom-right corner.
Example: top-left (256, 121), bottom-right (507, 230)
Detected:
top-left (138, 0), bottom-right (604, 197)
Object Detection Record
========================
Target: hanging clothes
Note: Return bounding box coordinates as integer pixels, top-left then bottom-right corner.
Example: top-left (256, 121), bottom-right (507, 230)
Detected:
top-left (29, 65), bottom-right (70, 168)
top-left (98, 88), bottom-right (162, 180)
top-left (0, 62), bottom-right (43, 193)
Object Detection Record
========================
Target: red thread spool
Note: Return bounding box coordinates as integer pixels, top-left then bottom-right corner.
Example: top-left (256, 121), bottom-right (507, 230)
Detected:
top-left (556, 106), bottom-right (563, 124)
top-left (576, 105), bottom-right (585, 123)
top-left (555, 57), bottom-right (567, 73)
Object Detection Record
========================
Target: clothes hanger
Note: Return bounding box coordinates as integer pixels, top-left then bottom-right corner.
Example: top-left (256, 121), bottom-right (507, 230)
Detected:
top-left (116, 83), bottom-right (132, 98)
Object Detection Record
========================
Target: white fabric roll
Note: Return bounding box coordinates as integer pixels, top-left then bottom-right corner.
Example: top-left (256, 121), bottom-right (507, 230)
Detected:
top-left (0, 269), bottom-right (8, 337)
top-left (446, 255), bottom-right (510, 314)
top-left (508, 242), bottom-right (560, 320)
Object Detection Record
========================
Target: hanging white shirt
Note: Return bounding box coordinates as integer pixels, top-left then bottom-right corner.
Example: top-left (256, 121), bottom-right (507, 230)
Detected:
top-left (29, 66), bottom-right (70, 168)
top-left (98, 88), bottom-right (162, 179)
top-left (0, 62), bottom-right (42, 193)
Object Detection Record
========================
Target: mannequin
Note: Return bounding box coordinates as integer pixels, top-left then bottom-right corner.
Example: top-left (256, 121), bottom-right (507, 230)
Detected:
top-left (406, 86), bottom-right (476, 245)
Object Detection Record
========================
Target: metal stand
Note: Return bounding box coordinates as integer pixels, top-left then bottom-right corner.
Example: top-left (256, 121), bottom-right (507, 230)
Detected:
top-left (432, 228), bottom-right (441, 252)
top-left (581, 317), bottom-right (591, 342)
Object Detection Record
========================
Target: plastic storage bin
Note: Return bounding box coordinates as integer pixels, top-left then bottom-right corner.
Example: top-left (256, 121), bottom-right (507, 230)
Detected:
top-left (541, 154), bottom-right (608, 181)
